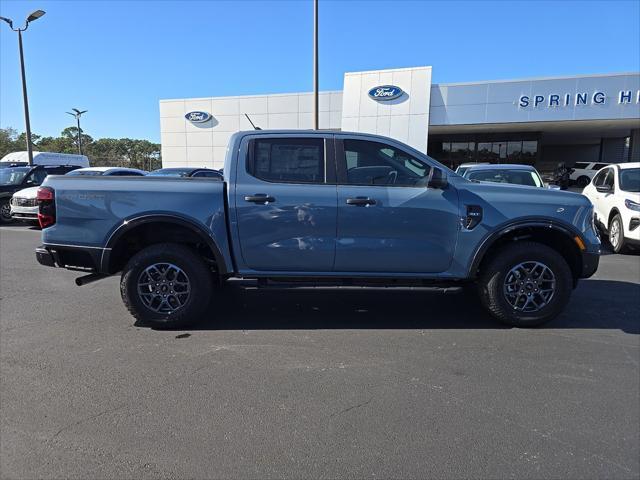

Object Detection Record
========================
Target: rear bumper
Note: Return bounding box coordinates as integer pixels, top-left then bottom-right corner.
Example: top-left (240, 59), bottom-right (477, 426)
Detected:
top-left (35, 246), bottom-right (57, 268)
top-left (35, 244), bottom-right (103, 272)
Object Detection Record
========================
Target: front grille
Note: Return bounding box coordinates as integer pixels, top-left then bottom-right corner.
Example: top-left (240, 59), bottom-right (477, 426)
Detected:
top-left (11, 197), bottom-right (37, 207)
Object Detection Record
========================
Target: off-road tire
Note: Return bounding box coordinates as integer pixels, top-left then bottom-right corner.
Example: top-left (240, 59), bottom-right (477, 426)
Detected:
top-left (120, 243), bottom-right (213, 329)
top-left (477, 241), bottom-right (573, 327)
top-left (608, 213), bottom-right (626, 254)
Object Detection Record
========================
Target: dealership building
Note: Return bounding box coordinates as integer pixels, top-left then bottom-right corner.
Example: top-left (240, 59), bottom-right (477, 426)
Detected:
top-left (159, 67), bottom-right (640, 172)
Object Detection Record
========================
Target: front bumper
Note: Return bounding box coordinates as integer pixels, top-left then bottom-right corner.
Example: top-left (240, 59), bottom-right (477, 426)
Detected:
top-left (10, 204), bottom-right (38, 220)
top-left (580, 250), bottom-right (599, 279)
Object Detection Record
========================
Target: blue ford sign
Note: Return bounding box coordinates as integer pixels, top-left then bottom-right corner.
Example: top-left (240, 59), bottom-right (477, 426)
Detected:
top-left (185, 111), bottom-right (212, 123)
top-left (368, 85), bottom-right (404, 101)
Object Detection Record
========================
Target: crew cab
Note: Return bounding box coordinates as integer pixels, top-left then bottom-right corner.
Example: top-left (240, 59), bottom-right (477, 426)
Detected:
top-left (35, 131), bottom-right (600, 329)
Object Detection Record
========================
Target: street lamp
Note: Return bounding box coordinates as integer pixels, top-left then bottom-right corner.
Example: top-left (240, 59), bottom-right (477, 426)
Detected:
top-left (0, 10), bottom-right (46, 166)
top-left (313, 0), bottom-right (319, 130)
top-left (66, 108), bottom-right (88, 155)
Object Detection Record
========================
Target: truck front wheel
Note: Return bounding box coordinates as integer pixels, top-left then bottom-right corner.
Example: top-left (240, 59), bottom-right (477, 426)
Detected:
top-left (477, 242), bottom-right (573, 327)
top-left (120, 243), bottom-right (213, 329)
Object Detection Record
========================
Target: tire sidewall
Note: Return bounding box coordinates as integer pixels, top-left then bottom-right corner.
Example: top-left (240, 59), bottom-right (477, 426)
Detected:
top-left (121, 244), bottom-right (211, 328)
top-left (608, 214), bottom-right (625, 253)
top-left (577, 176), bottom-right (590, 188)
top-left (0, 200), bottom-right (13, 224)
top-left (481, 244), bottom-right (572, 327)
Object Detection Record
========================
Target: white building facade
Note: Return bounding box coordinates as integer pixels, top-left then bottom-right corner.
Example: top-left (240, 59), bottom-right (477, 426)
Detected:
top-left (160, 67), bottom-right (640, 172)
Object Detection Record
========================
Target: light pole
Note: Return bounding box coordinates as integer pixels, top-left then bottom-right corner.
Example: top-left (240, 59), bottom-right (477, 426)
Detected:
top-left (66, 108), bottom-right (88, 155)
top-left (0, 10), bottom-right (46, 166)
top-left (313, 0), bottom-right (319, 130)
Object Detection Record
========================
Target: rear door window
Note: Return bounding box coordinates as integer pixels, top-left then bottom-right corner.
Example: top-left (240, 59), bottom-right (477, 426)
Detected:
top-left (593, 163), bottom-right (609, 170)
top-left (248, 138), bottom-right (325, 184)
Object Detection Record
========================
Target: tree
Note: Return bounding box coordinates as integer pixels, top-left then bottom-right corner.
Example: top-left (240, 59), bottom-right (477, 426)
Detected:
top-left (61, 126), bottom-right (94, 153)
top-left (0, 128), bottom-right (19, 159)
top-left (1, 127), bottom-right (161, 169)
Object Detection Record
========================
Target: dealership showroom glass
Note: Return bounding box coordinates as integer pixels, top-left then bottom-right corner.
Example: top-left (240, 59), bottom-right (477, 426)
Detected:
top-left (159, 67), bottom-right (640, 173)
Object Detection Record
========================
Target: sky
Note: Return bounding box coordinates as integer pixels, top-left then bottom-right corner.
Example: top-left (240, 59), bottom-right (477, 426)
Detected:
top-left (1, 0), bottom-right (639, 143)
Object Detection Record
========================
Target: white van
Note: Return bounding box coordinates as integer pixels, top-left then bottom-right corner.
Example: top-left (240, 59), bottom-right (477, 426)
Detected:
top-left (0, 151), bottom-right (90, 168)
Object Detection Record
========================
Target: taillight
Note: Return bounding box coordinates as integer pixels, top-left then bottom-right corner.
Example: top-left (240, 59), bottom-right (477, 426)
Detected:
top-left (37, 186), bottom-right (56, 228)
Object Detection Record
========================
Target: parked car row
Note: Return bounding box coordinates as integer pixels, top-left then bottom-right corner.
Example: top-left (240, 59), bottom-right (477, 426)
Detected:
top-left (454, 160), bottom-right (640, 254)
top-left (0, 152), bottom-right (222, 225)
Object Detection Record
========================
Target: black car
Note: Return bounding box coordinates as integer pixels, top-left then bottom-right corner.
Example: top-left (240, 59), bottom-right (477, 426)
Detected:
top-left (0, 164), bottom-right (81, 223)
top-left (148, 167), bottom-right (223, 179)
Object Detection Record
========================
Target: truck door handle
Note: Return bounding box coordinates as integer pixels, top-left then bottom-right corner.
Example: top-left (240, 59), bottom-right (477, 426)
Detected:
top-left (244, 194), bottom-right (275, 204)
top-left (346, 197), bottom-right (376, 206)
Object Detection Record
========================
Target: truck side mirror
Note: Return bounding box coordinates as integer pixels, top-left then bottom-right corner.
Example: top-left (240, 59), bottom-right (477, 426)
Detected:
top-left (428, 167), bottom-right (448, 189)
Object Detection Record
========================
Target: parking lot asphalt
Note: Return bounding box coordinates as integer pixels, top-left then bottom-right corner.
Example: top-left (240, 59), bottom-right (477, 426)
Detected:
top-left (1, 224), bottom-right (639, 479)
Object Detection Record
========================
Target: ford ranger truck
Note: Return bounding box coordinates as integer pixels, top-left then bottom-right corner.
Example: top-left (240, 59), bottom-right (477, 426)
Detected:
top-left (34, 130), bottom-right (600, 328)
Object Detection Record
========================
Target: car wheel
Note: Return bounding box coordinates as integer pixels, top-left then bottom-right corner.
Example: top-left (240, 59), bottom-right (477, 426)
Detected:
top-left (477, 241), bottom-right (573, 327)
top-left (0, 200), bottom-right (14, 224)
top-left (576, 176), bottom-right (590, 188)
top-left (608, 213), bottom-right (626, 254)
top-left (120, 242), bottom-right (213, 329)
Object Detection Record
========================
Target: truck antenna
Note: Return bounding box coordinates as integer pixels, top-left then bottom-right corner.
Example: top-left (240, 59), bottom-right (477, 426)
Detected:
top-left (244, 113), bottom-right (261, 130)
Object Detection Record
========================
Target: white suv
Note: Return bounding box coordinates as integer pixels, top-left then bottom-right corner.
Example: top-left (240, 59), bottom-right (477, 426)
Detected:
top-left (571, 162), bottom-right (611, 188)
top-left (582, 163), bottom-right (640, 253)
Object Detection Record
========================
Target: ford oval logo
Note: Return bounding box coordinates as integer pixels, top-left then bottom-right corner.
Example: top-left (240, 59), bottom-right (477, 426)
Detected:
top-left (185, 111), bottom-right (212, 123)
top-left (368, 85), bottom-right (404, 101)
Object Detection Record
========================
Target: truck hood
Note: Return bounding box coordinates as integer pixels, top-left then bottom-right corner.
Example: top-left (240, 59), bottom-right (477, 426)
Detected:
top-left (11, 186), bottom-right (39, 199)
top-left (460, 180), bottom-right (592, 209)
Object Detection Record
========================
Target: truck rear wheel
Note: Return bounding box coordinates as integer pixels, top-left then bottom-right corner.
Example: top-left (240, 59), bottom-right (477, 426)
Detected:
top-left (477, 241), bottom-right (573, 327)
top-left (120, 243), bottom-right (212, 329)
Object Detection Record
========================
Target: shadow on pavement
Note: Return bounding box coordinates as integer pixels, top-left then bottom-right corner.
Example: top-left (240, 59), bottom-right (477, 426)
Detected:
top-left (142, 279), bottom-right (639, 334)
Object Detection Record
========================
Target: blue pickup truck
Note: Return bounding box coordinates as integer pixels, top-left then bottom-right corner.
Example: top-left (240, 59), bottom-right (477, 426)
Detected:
top-left (35, 130), bottom-right (600, 328)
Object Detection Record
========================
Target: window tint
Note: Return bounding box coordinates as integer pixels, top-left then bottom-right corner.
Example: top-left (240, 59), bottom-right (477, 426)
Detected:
top-left (619, 168), bottom-right (640, 192)
top-left (192, 170), bottom-right (221, 178)
top-left (592, 169), bottom-right (608, 186)
top-left (593, 163), bottom-right (609, 170)
top-left (573, 162), bottom-right (588, 169)
top-left (342, 139), bottom-right (431, 187)
top-left (25, 169), bottom-right (48, 185)
top-left (249, 138), bottom-right (324, 184)
top-left (467, 169), bottom-right (541, 187)
top-left (603, 169), bottom-right (614, 188)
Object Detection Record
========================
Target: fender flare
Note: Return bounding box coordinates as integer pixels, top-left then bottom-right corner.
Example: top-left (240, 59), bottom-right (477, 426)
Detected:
top-left (101, 213), bottom-right (227, 274)
top-left (467, 218), bottom-right (584, 278)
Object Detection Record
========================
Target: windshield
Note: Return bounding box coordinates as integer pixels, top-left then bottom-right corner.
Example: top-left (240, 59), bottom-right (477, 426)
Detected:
top-left (0, 167), bottom-right (30, 186)
top-left (619, 168), bottom-right (640, 192)
top-left (456, 167), bottom-right (469, 176)
top-left (148, 168), bottom-right (191, 177)
top-left (467, 168), bottom-right (543, 187)
top-left (66, 170), bottom-right (104, 176)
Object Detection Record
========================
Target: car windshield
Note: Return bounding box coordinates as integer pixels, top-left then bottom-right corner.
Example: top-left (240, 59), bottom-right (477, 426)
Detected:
top-left (148, 168), bottom-right (192, 177)
top-left (619, 168), bottom-right (640, 192)
top-left (66, 170), bottom-right (104, 176)
top-left (456, 167), bottom-right (469, 176)
top-left (0, 167), bottom-right (30, 186)
top-left (467, 168), bottom-right (543, 187)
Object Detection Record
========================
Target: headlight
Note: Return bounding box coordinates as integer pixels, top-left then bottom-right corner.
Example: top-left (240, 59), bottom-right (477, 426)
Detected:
top-left (625, 199), bottom-right (640, 212)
